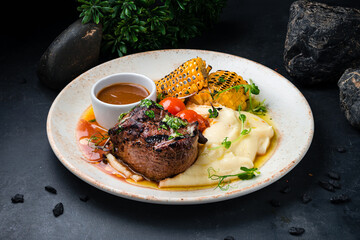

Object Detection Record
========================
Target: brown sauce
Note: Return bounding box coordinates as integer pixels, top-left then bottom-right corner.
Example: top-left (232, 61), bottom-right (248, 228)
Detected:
top-left (97, 83), bottom-right (149, 105)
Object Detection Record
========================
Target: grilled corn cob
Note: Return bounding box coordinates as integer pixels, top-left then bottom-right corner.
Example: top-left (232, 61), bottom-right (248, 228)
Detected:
top-left (188, 70), bottom-right (249, 110)
top-left (155, 57), bottom-right (212, 100)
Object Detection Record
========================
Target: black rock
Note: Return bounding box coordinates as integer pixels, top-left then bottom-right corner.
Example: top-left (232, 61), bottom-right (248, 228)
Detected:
top-left (45, 185), bottom-right (57, 194)
top-left (289, 227), bottom-right (305, 236)
top-left (280, 185), bottom-right (292, 194)
top-left (302, 193), bottom-right (312, 204)
top-left (284, 1), bottom-right (360, 85)
top-left (11, 194), bottom-right (24, 203)
top-left (336, 146), bottom-right (346, 153)
top-left (37, 19), bottom-right (102, 90)
top-left (328, 179), bottom-right (341, 189)
top-left (338, 68), bottom-right (360, 129)
top-left (330, 194), bottom-right (350, 204)
top-left (318, 180), bottom-right (335, 192)
top-left (224, 236), bottom-right (235, 240)
top-left (79, 195), bottom-right (90, 202)
top-left (327, 171), bottom-right (340, 180)
top-left (53, 202), bottom-right (64, 217)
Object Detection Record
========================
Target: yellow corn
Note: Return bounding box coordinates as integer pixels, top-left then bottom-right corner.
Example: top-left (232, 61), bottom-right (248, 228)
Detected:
top-left (188, 70), bottom-right (249, 110)
top-left (155, 57), bottom-right (211, 100)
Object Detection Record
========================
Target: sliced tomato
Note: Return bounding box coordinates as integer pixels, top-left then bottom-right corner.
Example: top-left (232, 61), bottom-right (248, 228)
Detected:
top-left (176, 110), bottom-right (209, 132)
top-left (159, 97), bottom-right (186, 115)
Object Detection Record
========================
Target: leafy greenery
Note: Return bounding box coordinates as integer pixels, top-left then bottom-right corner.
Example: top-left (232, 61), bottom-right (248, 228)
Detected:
top-left (208, 166), bottom-right (260, 190)
top-left (77, 0), bottom-right (227, 57)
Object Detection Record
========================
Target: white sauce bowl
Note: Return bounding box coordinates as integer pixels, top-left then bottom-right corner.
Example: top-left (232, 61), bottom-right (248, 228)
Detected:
top-left (90, 73), bottom-right (156, 129)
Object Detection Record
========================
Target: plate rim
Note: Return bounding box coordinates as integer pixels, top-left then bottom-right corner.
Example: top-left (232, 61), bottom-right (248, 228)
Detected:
top-left (46, 49), bottom-right (314, 205)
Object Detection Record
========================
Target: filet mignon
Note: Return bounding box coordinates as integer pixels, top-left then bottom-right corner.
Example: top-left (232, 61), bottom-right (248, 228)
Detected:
top-left (108, 99), bottom-right (206, 181)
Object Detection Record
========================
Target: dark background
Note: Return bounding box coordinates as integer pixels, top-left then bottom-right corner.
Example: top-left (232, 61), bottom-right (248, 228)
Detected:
top-left (1, 0), bottom-right (359, 239)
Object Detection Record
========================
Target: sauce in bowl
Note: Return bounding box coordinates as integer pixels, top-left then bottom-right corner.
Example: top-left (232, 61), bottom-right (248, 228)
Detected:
top-left (97, 83), bottom-right (149, 105)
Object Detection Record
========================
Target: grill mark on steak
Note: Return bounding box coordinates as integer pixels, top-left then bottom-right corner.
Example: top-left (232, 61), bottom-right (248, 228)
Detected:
top-left (108, 99), bottom-right (207, 181)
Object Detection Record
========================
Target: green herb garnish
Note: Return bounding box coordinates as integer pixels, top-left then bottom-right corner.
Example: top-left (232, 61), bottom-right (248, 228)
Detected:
top-left (87, 132), bottom-right (109, 149)
top-left (208, 105), bottom-right (219, 118)
top-left (155, 102), bottom-right (164, 109)
top-left (145, 110), bottom-right (155, 118)
top-left (88, 119), bottom-right (96, 122)
top-left (157, 93), bottom-right (166, 102)
top-left (168, 130), bottom-right (183, 140)
top-left (207, 167), bottom-right (260, 190)
top-left (139, 99), bottom-right (154, 108)
top-left (162, 115), bottom-right (187, 130)
top-left (117, 125), bottom-right (123, 134)
top-left (118, 112), bottom-right (128, 122)
top-left (158, 124), bottom-right (168, 131)
top-left (221, 137), bottom-right (231, 149)
top-left (252, 99), bottom-right (267, 116)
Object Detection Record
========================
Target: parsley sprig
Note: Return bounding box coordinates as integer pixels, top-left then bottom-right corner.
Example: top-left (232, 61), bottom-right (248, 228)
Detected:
top-left (207, 167), bottom-right (260, 190)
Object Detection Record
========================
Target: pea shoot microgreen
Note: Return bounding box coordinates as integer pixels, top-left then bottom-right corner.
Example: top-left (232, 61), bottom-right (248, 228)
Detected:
top-left (252, 99), bottom-right (267, 116)
top-left (208, 104), bottom-right (220, 118)
top-left (221, 137), bottom-right (232, 149)
top-left (207, 167), bottom-right (260, 190)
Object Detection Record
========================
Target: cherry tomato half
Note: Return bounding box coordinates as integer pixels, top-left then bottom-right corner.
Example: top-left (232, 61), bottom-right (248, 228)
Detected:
top-left (176, 110), bottom-right (209, 132)
top-left (159, 97), bottom-right (186, 115)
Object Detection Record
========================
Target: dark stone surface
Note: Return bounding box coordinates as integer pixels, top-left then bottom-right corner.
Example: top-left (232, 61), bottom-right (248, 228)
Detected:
top-left (284, 0), bottom-right (360, 85)
top-left (37, 19), bottom-right (102, 90)
top-left (1, 0), bottom-right (360, 239)
top-left (338, 68), bottom-right (360, 129)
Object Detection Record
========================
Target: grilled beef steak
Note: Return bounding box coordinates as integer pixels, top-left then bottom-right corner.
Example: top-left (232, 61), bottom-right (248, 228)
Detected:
top-left (108, 99), bottom-right (207, 181)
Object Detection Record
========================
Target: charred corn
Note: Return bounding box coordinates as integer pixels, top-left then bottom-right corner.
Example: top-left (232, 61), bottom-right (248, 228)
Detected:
top-left (188, 70), bottom-right (249, 110)
top-left (155, 57), bottom-right (212, 100)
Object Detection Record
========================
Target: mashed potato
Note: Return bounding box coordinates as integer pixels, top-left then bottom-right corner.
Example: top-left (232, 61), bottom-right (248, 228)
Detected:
top-left (159, 105), bottom-right (274, 188)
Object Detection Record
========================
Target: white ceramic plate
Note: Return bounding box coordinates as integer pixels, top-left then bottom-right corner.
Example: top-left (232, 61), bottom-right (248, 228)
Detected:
top-left (47, 49), bottom-right (314, 204)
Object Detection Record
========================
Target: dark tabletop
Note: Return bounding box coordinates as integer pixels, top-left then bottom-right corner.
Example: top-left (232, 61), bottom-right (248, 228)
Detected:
top-left (1, 0), bottom-right (359, 239)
